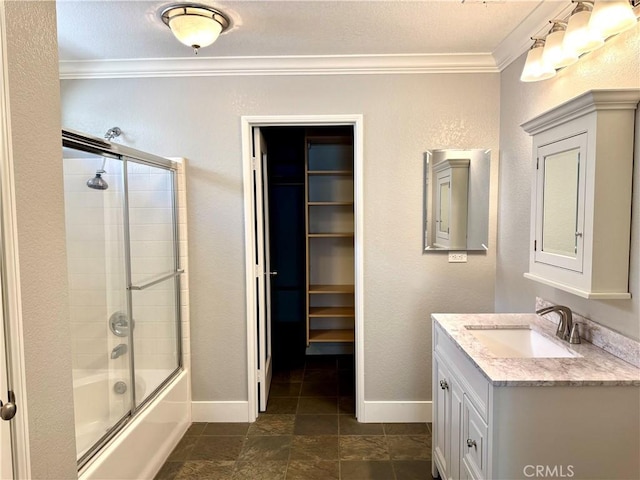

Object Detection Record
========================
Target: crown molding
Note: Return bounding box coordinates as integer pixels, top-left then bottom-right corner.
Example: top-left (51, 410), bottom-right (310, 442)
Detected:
top-left (492, 1), bottom-right (573, 71)
top-left (59, 53), bottom-right (499, 79)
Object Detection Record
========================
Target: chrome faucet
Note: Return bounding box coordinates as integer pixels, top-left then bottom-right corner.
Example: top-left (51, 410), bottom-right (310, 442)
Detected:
top-left (110, 343), bottom-right (128, 359)
top-left (536, 305), bottom-right (581, 344)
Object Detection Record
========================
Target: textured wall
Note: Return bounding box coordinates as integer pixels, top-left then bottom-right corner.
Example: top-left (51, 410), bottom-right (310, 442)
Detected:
top-left (4, 1), bottom-right (78, 477)
top-left (497, 25), bottom-right (640, 340)
top-left (61, 73), bottom-right (500, 403)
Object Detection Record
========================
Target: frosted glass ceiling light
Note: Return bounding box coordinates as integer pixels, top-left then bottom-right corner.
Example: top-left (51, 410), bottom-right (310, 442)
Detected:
top-left (588, 0), bottom-right (637, 39)
top-left (542, 21), bottom-right (579, 69)
top-left (564, 1), bottom-right (605, 55)
top-left (161, 4), bottom-right (230, 54)
top-left (520, 38), bottom-right (557, 82)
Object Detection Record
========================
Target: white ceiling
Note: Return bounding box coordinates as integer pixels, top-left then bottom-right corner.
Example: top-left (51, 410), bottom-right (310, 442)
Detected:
top-left (56, 0), bottom-right (570, 77)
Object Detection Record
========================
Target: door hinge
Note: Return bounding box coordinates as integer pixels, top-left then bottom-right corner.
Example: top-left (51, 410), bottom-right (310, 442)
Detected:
top-left (255, 264), bottom-right (261, 278)
top-left (251, 156), bottom-right (257, 170)
top-left (534, 240), bottom-right (537, 251)
top-left (257, 369), bottom-right (264, 382)
top-left (536, 157), bottom-right (539, 170)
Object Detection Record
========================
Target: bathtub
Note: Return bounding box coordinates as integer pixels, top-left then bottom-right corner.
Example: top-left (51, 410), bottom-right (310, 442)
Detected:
top-left (74, 368), bottom-right (190, 479)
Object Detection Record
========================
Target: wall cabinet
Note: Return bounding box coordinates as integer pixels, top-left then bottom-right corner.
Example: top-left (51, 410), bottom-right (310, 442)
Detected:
top-left (522, 90), bottom-right (640, 299)
top-left (305, 135), bottom-right (355, 345)
top-left (432, 321), bottom-right (640, 480)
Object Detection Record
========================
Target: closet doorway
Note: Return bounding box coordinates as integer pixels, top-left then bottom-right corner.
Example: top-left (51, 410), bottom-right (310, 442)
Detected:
top-left (242, 115), bottom-right (364, 422)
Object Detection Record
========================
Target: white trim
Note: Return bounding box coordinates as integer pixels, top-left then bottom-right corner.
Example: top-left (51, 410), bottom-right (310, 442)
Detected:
top-left (191, 401), bottom-right (251, 423)
top-left (242, 114), bottom-right (365, 423)
top-left (492, 1), bottom-right (573, 71)
top-left (59, 53), bottom-right (498, 79)
top-left (362, 401), bottom-right (433, 424)
top-left (0, 2), bottom-right (31, 478)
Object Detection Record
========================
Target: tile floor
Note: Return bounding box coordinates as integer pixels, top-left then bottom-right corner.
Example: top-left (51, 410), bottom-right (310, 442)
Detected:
top-left (155, 355), bottom-right (433, 479)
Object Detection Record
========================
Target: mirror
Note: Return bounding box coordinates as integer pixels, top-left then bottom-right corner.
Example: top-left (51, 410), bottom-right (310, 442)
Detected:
top-left (423, 149), bottom-right (490, 251)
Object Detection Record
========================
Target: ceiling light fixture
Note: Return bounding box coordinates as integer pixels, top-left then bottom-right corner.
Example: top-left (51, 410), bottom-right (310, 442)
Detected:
top-left (520, 38), bottom-right (557, 82)
top-left (520, 0), bottom-right (638, 82)
top-left (161, 3), bottom-right (230, 55)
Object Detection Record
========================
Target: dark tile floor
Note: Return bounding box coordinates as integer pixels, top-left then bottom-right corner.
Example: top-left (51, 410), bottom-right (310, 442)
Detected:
top-left (155, 355), bottom-right (433, 479)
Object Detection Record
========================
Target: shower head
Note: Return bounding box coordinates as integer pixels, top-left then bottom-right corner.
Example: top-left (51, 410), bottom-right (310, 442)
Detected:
top-left (87, 170), bottom-right (108, 190)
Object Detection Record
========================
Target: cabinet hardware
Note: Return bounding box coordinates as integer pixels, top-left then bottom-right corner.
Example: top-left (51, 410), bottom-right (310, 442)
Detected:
top-left (466, 439), bottom-right (477, 448)
top-left (439, 379), bottom-right (449, 390)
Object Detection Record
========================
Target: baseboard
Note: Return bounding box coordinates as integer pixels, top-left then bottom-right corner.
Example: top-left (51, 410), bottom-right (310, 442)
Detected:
top-left (361, 401), bottom-right (432, 423)
top-left (192, 401), bottom-right (250, 422)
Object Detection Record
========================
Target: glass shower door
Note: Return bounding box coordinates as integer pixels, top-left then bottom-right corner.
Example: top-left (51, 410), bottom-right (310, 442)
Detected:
top-left (125, 159), bottom-right (180, 406)
top-left (62, 149), bottom-right (132, 463)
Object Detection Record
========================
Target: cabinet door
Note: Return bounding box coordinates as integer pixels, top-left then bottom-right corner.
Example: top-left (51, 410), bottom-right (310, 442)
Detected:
top-left (433, 354), bottom-right (452, 478)
top-left (534, 134), bottom-right (586, 273)
top-left (462, 395), bottom-right (488, 480)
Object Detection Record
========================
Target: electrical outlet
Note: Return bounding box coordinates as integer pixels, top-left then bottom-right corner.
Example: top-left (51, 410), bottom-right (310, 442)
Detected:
top-left (448, 252), bottom-right (468, 263)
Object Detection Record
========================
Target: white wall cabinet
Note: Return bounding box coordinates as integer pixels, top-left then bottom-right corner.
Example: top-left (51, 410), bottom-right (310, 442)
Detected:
top-left (432, 321), bottom-right (640, 480)
top-left (521, 90), bottom-right (640, 299)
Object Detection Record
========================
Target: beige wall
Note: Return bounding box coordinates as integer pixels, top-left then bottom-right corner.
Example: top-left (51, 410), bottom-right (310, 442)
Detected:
top-left (4, 1), bottom-right (77, 477)
top-left (61, 73), bottom-right (500, 403)
top-left (497, 25), bottom-right (640, 340)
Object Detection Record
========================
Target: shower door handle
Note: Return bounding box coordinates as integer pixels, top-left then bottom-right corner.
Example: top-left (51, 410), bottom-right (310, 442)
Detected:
top-left (0, 390), bottom-right (17, 421)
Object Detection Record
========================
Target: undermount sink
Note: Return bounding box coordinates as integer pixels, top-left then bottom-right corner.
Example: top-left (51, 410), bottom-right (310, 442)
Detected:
top-left (465, 325), bottom-right (580, 358)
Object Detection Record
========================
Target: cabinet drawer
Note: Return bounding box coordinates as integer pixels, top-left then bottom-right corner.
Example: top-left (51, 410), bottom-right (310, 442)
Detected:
top-left (434, 323), bottom-right (490, 420)
top-left (462, 395), bottom-right (488, 480)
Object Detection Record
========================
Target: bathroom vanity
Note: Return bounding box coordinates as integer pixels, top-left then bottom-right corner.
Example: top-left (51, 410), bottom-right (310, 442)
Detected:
top-left (431, 313), bottom-right (640, 480)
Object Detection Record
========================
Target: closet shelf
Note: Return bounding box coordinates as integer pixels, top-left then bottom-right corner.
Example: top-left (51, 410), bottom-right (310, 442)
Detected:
top-left (307, 201), bottom-right (354, 206)
top-left (309, 284), bottom-right (355, 294)
top-left (307, 170), bottom-right (353, 176)
top-left (308, 233), bottom-right (354, 238)
top-left (309, 306), bottom-right (355, 317)
top-left (309, 329), bottom-right (355, 343)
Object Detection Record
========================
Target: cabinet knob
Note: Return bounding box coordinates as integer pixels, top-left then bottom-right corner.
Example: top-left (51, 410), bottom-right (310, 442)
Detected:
top-left (439, 379), bottom-right (449, 390)
top-left (466, 439), bottom-right (477, 448)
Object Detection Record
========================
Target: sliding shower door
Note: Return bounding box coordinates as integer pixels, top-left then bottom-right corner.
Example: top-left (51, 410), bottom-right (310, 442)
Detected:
top-left (62, 131), bottom-right (182, 469)
top-left (62, 149), bottom-right (133, 462)
top-left (125, 159), bottom-right (181, 406)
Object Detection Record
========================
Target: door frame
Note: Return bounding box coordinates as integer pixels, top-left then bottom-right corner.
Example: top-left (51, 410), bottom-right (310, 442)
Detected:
top-left (0, 1), bottom-right (31, 476)
top-left (241, 114), bottom-right (364, 422)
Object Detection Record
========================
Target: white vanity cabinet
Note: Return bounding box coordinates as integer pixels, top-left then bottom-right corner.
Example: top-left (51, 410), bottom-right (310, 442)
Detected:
top-left (432, 318), bottom-right (640, 480)
top-left (521, 89), bottom-right (640, 299)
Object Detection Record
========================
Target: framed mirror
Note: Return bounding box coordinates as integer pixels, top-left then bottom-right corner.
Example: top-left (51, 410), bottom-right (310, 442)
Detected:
top-left (423, 149), bottom-right (491, 251)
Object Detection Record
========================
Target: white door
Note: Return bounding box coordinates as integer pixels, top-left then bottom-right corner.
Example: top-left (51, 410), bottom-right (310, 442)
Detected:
top-left (253, 128), bottom-right (273, 412)
top-left (1, 270), bottom-right (14, 479)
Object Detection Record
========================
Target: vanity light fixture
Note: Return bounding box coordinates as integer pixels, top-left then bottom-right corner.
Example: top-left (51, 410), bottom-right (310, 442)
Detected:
top-left (564, 1), bottom-right (605, 56)
top-left (588, 0), bottom-right (637, 38)
top-left (542, 20), bottom-right (579, 69)
top-left (160, 3), bottom-right (230, 54)
top-left (520, 0), bottom-right (639, 82)
top-left (520, 38), bottom-right (557, 82)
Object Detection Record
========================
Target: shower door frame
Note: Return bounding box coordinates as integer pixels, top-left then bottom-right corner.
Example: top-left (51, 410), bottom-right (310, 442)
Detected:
top-left (62, 130), bottom-right (184, 470)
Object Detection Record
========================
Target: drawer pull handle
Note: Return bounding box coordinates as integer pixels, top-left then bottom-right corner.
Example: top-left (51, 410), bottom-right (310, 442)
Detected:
top-left (439, 379), bottom-right (449, 390)
top-left (466, 439), bottom-right (477, 448)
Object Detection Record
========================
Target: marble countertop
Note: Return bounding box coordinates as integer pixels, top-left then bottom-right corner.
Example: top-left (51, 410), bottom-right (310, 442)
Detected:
top-left (432, 313), bottom-right (640, 387)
